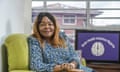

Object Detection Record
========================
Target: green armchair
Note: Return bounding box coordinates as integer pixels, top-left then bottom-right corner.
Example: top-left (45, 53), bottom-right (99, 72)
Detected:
top-left (2, 33), bottom-right (86, 72)
top-left (2, 34), bottom-right (33, 72)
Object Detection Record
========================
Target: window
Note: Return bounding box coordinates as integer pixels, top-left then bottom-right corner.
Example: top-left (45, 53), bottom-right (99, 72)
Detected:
top-left (32, 0), bottom-right (120, 48)
top-left (32, 1), bottom-right (43, 7)
top-left (63, 15), bottom-right (76, 25)
top-left (32, 1), bottom-right (86, 28)
top-left (90, 1), bottom-right (120, 27)
top-left (32, 0), bottom-right (120, 27)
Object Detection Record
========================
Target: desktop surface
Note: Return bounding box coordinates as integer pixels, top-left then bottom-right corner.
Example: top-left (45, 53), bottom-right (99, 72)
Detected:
top-left (87, 63), bottom-right (120, 72)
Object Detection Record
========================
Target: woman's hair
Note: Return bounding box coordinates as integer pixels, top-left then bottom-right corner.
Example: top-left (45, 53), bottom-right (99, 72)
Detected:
top-left (32, 12), bottom-right (66, 48)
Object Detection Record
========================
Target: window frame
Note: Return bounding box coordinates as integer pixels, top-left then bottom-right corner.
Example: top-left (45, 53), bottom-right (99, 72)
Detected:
top-left (32, 0), bottom-right (120, 30)
top-left (62, 15), bottom-right (77, 25)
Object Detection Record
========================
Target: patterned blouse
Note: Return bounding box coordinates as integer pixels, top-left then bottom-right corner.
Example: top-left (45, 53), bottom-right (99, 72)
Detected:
top-left (27, 33), bottom-right (94, 72)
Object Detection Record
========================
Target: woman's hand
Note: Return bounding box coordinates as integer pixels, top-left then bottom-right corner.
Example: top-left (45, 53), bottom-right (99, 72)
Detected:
top-left (70, 61), bottom-right (77, 69)
top-left (54, 61), bottom-right (78, 72)
top-left (61, 63), bottom-right (76, 71)
top-left (53, 65), bottom-right (62, 72)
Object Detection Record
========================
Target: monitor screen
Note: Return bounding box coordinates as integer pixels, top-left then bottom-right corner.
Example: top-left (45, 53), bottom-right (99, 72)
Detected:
top-left (75, 30), bottom-right (120, 64)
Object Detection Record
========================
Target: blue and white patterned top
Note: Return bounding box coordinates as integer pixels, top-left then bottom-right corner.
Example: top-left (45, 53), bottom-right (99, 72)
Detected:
top-left (27, 33), bottom-right (94, 72)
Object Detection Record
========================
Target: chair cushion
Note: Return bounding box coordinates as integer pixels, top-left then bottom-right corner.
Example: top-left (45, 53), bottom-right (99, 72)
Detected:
top-left (5, 34), bottom-right (29, 71)
top-left (10, 70), bottom-right (33, 72)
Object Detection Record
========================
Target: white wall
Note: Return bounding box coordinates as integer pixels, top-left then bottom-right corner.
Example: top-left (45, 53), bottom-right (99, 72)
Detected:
top-left (0, 0), bottom-right (31, 71)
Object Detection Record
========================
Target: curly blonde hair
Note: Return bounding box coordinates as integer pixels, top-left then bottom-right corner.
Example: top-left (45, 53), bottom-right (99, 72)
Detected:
top-left (32, 12), bottom-right (66, 48)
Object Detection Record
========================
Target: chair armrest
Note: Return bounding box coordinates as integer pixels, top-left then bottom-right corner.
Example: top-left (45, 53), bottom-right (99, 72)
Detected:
top-left (81, 57), bottom-right (86, 66)
top-left (10, 70), bottom-right (34, 72)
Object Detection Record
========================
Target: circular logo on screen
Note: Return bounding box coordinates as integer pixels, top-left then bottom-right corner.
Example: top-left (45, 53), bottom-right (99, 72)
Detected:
top-left (91, 42), bottom-right (105, 56)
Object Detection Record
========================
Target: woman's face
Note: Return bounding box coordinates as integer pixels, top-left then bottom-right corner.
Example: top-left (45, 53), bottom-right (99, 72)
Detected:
top-left (39, 16), bottom-right (55, 39)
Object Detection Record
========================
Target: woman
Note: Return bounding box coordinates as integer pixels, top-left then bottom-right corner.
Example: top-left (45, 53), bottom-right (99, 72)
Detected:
top-left (27, 12), bottom-right (95, 72)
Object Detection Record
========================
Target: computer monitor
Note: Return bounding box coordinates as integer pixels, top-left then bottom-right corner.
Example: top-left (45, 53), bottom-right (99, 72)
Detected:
top-left (75, 29), bottom-right (120, 64)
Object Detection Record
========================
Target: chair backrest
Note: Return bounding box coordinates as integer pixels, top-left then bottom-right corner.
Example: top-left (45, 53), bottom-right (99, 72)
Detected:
top-left (1, 44), bottom-right (8, 72)
top-left (2, 33), bottom-right (29, 72)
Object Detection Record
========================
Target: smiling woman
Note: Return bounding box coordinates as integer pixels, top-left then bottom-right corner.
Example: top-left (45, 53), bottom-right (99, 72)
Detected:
top-left (27, 12), bottom-right (96, 72)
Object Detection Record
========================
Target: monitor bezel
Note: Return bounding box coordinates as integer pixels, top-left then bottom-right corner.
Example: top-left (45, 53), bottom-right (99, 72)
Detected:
top-left (75, 29), bottom-right (120, 64)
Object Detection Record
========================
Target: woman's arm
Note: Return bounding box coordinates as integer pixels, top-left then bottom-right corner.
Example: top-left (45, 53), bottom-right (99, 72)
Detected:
top-left (59, 32), bottom-right (81, 69)
top-left (65, 36), bottom-right (95, 72)
top-left (28, 36), bottom-right (56, 72)
top-left (65, 36), bottom-right (81, 69)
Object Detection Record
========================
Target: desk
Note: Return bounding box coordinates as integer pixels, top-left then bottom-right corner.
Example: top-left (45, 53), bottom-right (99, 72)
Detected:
top-left (87, 63), bottom-right (120, 72)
